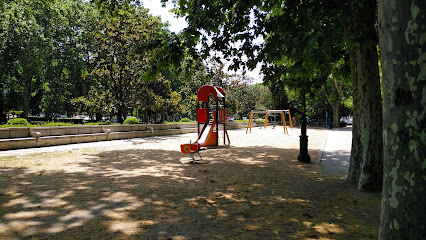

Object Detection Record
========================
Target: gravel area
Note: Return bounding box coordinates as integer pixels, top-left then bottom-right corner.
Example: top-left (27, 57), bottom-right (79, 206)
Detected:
top-left (0, 127), bottom-right (381, 239)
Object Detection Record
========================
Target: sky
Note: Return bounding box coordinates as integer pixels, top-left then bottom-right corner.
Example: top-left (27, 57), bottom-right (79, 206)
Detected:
top-left (141, 0), bottom-right (264, 84)
top-left (141, 0), bottom-right (187, 34)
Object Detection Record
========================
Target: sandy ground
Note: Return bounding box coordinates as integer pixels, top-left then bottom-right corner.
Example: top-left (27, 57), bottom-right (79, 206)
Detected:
top-left (0, 127), bottom-right (381, 239)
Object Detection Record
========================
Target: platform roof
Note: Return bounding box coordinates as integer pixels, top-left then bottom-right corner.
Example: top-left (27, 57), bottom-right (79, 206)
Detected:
top-left (197, 85), bottom-right (226, 102)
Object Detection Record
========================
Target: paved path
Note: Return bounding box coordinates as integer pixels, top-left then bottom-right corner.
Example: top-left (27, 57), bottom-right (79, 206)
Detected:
top-left (318, 126), bottom-right (352, 177)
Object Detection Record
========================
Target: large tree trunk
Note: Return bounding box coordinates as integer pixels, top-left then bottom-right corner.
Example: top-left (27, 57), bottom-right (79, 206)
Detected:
top-left (0, 84), bottom-right (6, 124)
top-left (22, 78), bottom-right (31, 119)
top-left (95, 112), bottom-right (102, 122)
top-left (378, 0), bottom-right (425, 238)
top-left (345, 0), bottom-right (383, 191)
top-left (331, 102), bottom-right (340, 128)
top-left (117, 105), bottom-right (125, 124)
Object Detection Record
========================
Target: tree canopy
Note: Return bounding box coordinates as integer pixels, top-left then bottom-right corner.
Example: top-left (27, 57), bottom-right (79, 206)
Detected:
top-left (166, 0), bottom-right (382, 191)
top-left (0, 0), bottom-right (98, 118)
top-left (0, 0), bottom-right (266, 123)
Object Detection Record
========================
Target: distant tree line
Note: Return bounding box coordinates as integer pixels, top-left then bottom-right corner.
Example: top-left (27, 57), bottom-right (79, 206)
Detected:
top-left (0, 0), bottom-right (280, 124)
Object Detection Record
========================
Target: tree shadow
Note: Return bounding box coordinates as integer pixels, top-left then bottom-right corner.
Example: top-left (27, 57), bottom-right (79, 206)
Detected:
top-left (0, 145), bottom-right (379, 239)
top-left (319, 150), bottom-right (351, 177)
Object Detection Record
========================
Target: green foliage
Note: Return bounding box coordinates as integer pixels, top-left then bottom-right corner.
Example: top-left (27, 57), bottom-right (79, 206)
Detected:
top-left (0, 0), bottom-right (280, 125)
top-left (167, 0), bottom-right (355, 125)
top-left (123, 117), bottom-right (140, 124)
top-left (0, 0), bottom-right (99, 118)
top-left (178, 117), bottom-right (192, 123)
top-left (6, 118), bottom-right (30, 126)
top-left (85, 121), bottom-right (113, 125)
top-left (9, 111), bottom-right (24, 116)
top-left (41, 0), bottom-right (98, 117)
top-left (40, 122), bottom-right (74, 127)
top-left (0, 0), bottom-right (47, 118)
top-left (88, 4), bottom-right (165, 123)
top-left (0, 120), bottom-right (118, 128)
top-left (343, 98), bottom-right (353, 111)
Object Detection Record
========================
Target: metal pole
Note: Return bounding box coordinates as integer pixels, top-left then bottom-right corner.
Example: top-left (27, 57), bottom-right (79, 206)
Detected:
top-left (216, 98), bottom-right (219, 146)
top-left (264, 111), bottom-right (268, 128)
top-left (223, 98), bottom-right (226, 145)
top-left (197, 101), bottom-right (200, 136)
top-left (326, 111), bottom-right (328, 129)
top-left (298, 89), bottom-right (311, 163)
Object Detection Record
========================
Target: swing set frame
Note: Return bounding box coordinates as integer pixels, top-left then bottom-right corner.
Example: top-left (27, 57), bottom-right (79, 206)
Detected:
top-left (246, 110), bottom-right (293, 135)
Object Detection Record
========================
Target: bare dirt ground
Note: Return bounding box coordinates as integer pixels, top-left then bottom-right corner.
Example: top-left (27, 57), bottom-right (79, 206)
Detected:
top-left (0, 127), bottom-right (381, 239)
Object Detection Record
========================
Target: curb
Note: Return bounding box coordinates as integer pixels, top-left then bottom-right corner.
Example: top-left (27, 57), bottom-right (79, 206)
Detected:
top-left (312, 129), bottom-right (329, 173)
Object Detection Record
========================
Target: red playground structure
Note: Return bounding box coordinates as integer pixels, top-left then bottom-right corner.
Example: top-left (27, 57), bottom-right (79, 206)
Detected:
top-left (180, 85), bottom-right (230, 162)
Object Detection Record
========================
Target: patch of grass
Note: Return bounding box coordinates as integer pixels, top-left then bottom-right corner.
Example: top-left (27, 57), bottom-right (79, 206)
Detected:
top-left (1, 118), bottom-right (198, 128)
top-left (38, 122), bottom-right (75, 127)
top-left (0, 156), bottom-right (17, 166)
top-left (85, 121), bottom-right (117, 125)
top-left (0, 121), bottom-right (118, 128)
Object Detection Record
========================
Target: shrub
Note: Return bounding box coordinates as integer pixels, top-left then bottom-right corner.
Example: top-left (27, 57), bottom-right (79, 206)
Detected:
top-left (42, 122), bottom-right (74, 127)
top-left (123, 117), bottom-right (139, 124)
top-left (179, 117), bottom-right (192, 123)
top-left (86, 121), bottom-right (111, 125)
top-left (57, 118), bottom-right (84, 124)
top-left (7, 118), bottom-right (30, 127)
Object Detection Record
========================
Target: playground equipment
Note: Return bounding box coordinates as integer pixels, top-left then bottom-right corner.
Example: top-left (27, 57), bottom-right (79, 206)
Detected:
top-left (180, 85), bottom-right (230, 162)
top-left (246, 110), bottom-right (293, 135)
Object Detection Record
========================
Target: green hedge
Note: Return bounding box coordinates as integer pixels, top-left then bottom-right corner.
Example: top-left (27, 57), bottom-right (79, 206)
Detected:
top-left (57, 118), bottom-right (84, 124)
top-left (123, 117), bottom-right (140, 124)
top-left (178, 117), bottom-right (193, 123)
top-left (7, 118), bottom-right (30, 127)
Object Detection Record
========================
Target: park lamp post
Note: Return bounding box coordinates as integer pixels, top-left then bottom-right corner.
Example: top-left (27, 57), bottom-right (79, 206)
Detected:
top-left (297, 89), bottom-right (311, 163)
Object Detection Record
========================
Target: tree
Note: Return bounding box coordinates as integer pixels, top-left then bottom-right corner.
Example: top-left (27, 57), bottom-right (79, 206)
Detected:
top-left (89, 5), bottom-right (159, 123)
top-left (167, 0), bottom-right (383, 191)
top-left (172, 54), bottom-right (209, 119)
top-left (344, 0), bottom-right (383, 192)
top-left (321, 59), bottom-right (352, 128)
top-left (262, 0), bottom-right (382, 188)
top-left (223, 75), bottom-right (257, 119)
top-left (41, 0), bottom-right (98, 118)
top-left (0, 0), bottom-right (47, 118)
top-left (137, 75), bottom-right (182, 123)
top-left (254, 83), bottom-right (277, 111)
top-left (0, 0), bottom-right (99, 120)
top-left (378, 0), bottom-right (425, 238)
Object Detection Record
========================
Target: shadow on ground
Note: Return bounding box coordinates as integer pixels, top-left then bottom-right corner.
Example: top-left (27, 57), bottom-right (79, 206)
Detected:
top-left (320, 150), bottom-right (351, 176)
top-left (0, 145), bottom-right (380, 239)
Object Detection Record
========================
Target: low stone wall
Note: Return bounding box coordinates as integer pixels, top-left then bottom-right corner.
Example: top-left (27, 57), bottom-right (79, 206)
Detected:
top-left (0, 123), bottom-right (199, 151)
top-left (0, 122), bottom-right (247, 151)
